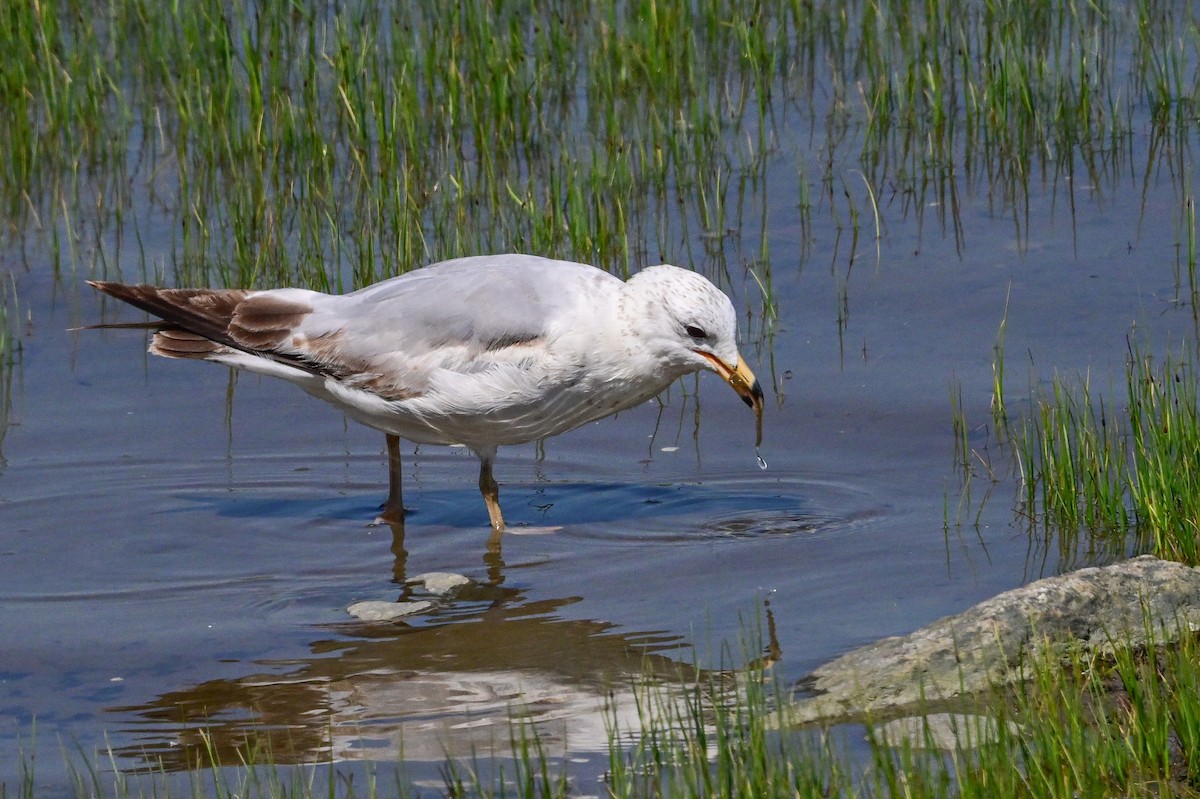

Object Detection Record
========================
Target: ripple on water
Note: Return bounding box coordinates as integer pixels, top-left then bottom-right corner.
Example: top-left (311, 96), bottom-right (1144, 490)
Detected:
top-left (4, 449), bottom-right (883, 532)
top-left (550, 475), bottom-right (882, 545)
top-left (2, 453), bottom-right (883, 614)
top-left (0, 453), bottom-right (397, 625)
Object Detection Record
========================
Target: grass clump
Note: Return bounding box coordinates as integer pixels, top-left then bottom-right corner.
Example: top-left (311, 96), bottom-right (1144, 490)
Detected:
top-left (605, 672), bottom-right (850, 798)
top-left (912, 629), bottom-right (1200, 797)
top-left (1014, 369), bottom-right (1130, 540)
top-left (995, 342), bottom-right (1200, 566)
top-left (1127, 348), bottom-right (1200, 563)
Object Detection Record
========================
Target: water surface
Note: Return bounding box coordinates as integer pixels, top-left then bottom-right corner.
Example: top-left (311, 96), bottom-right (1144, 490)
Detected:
top-left (2, 3), bottom-right (1198, 792)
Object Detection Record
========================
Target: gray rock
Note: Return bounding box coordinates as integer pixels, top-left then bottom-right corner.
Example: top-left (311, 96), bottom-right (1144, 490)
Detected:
top-left (347, 600), bottom-right (433, 621)
top-left (790, 556), bottom-right (1200, 724)
top-left (410, 571), bottom-right (472, 595)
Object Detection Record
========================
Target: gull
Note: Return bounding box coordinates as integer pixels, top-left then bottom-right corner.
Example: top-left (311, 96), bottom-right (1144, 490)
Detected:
top-left (88, 254), bottom-right (764, 530)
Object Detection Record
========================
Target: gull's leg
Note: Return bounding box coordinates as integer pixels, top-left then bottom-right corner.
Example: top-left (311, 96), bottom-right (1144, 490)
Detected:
top-left (477, 448), bottom-right (505, 531)
top-left (376, 433), bottom-right (406, 524)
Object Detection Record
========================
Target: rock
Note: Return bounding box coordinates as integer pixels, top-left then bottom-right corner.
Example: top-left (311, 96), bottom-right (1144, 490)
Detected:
top-left (875, 713), bottom-right (1018, 751)
top-left (347, 600), bottom-right (433, 621)
top-left (790, 556), bottom-right (1200, 724)
top-left (409, 572), bottom-right (472, 595)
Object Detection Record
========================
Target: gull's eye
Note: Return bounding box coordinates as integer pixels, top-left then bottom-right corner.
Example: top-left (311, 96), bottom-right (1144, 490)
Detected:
top-left (684, 324), bottom-right (708, 339)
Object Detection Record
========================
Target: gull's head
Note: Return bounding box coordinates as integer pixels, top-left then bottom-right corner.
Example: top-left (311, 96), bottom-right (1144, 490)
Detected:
top-left (620, 265), bottom-right (765, 428)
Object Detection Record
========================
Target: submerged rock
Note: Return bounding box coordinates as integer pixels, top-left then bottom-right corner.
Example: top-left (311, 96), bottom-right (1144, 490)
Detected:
top-left (409, 571), bottom-right (472, 595)
top-left (347, 600), bottom-right (433, 621)
top-left (790, 556), bottom-right (1200, 724)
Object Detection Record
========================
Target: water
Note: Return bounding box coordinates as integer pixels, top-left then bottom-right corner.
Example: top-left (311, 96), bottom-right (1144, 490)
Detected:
top-left (3, 7), bottom-right (1199, 794)
top-left (6, 174), bottom-right (1189, 788)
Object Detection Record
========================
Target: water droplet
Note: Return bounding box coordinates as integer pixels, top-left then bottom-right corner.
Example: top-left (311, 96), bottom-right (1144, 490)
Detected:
top-left (756, 448), bottom-right (768, 470)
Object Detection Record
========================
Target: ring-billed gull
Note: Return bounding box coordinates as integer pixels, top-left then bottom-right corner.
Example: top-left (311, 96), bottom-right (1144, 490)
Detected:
top-left (89, 254), bottom-right (764, 530)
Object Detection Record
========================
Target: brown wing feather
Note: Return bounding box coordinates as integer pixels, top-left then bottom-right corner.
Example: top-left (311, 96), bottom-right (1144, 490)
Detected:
top-left (88, 281), bottom-right (311, 353)
top-left (88, 281), bottom-right (422, 399)
top-left (150, 328), bottom-right (226, 358)
top-left (88, 282), bottom-right (248, 347)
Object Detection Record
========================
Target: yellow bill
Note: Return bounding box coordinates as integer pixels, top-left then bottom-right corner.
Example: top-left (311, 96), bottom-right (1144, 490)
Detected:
top-left (696, 352), bottom-right (765, 447)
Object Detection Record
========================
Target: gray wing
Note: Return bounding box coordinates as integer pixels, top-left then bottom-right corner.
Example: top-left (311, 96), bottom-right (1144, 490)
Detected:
top-left (93, 255), bottom-right (622, 403)
top-left (298, 255), bottom-right (623, 401)
top-left (334, 255), bottom-right (618, 358)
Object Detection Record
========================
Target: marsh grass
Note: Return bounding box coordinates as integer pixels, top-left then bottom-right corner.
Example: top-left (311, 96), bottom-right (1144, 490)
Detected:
top-left (1126, 347), bottom-right (1200, 564)
top-left (849, 618), bottom-right (1200, 797)
top-left (3, 0), bottom-right (1198, 297)
top-left (1179, 188), bottom-right (1200, 334)
top-left (0, 275), bottom-right (23, 467)
top-left (2, 0), bottom-right (804, 293)
top-left (604, 660), bottom-right (848, 798)
top-left (1014, 369), bottom-right (1129, 537)
top-left (963, 339), bottom-right (1200, 567)
top-left (960, 622), bottom-right (1200, 796)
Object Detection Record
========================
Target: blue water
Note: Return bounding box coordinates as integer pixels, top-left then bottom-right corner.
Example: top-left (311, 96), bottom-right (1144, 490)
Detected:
top-left (3, 19), bottom-right (1199, 798)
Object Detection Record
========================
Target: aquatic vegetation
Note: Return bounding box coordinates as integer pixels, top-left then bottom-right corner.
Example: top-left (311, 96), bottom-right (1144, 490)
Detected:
top-left (1126, 348), bottom-right (1200, 564)
top-left (960, 340), bottom-right (1200, 568)
top-left (0, 275), bottom-right (22, 467)
top-left (1014, 369), bottom-right (1130, 539)
top-left (2, 0), bottom-right (803, 292)
top-left (2, 0), bottom-right (1198, 296)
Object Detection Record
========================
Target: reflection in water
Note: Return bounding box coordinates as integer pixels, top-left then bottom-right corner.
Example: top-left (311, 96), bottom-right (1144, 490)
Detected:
top-left (111, 523), bottom-right (775, 770)
top-left (0, 360), bottom-right (16, 470)
top-left (0, 275), bottom-right (21, 471)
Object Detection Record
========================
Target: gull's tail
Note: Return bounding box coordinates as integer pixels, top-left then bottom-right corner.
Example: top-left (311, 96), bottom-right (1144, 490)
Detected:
top-left (86, 281), bottom-right (308, 361)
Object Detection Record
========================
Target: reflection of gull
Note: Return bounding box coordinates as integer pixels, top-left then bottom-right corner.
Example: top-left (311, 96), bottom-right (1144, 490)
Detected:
top-left (89, 254), bottom-right (764, 530)
top-left (108, 591), bottom-right (777, 768)
top-left (326, 668), bottom-right (659, 761)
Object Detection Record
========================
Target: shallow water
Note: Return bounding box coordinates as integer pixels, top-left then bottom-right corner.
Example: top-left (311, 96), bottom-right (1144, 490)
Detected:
top-left (6, 171), bottom-right (1191, 788)
top-left (4, 11), bottom-right (1200, 795)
